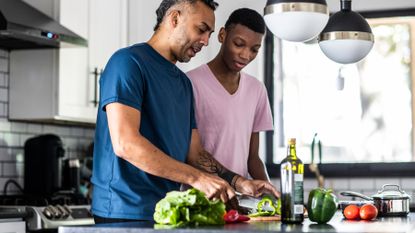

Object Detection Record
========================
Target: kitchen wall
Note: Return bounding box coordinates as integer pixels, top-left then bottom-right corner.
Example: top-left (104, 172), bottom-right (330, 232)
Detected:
top-left (0, 49), bottom-right (94, 194)
top-left (1, 0), bottom-right (415, 200)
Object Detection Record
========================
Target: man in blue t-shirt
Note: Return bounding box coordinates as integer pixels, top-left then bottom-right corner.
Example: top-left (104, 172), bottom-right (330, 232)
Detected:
top-left (91, 0), bottom-right (279, 223)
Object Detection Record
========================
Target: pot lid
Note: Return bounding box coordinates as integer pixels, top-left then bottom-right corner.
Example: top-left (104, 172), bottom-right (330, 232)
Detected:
top-left (372, 184), bottom-right (411, 200)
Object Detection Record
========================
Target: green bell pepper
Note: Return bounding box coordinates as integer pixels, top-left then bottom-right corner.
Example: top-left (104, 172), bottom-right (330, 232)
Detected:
top-left (307, 188), bottom-right (338, 224)
top-left (248, 196), bottom-right (281, 217)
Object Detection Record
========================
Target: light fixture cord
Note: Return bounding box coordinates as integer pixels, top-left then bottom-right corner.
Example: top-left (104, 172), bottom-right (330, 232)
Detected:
top-left (340, 0), bottom-right (351, 11)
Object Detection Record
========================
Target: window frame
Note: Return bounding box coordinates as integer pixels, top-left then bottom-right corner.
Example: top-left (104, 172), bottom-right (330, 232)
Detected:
top-left (264, 8), bottom-right (415, 178)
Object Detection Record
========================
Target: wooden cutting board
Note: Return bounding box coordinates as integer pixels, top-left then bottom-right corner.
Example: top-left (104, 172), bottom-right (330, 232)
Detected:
top-left (248, 215), bottom-right (281, 221)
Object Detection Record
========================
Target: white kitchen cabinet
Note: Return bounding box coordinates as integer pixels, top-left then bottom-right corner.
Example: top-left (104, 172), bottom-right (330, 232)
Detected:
top-left (9, 0), bottom-right (127, 124)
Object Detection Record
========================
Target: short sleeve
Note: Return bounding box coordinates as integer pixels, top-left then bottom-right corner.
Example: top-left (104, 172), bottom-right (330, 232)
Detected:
top-left (253, 84), bottom-right (274, 132)
top-left (99, 49), bottom-right (144, 112)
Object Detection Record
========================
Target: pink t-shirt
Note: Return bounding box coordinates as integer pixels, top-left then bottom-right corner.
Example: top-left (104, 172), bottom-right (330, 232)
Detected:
top-left (186, 64), bottom-right (273, 178)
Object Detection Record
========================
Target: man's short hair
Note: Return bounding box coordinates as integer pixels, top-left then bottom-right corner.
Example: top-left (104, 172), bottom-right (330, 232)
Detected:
top-left (225, 8), bottom-right (266, 34)
top-left (154, 0), bottom-right (219, 31)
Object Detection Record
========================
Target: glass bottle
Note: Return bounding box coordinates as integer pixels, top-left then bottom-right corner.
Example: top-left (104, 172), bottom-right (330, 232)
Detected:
top-left (280, 138), bottom-right (304, 223)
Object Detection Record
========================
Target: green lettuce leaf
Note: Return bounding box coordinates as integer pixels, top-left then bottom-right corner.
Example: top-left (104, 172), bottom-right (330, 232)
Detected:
top-left (154, 188), bottom-right (226, 227)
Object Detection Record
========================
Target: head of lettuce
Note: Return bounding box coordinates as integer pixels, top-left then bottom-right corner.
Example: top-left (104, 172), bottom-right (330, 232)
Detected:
top-left (153, 188), bottom-right (226, 227)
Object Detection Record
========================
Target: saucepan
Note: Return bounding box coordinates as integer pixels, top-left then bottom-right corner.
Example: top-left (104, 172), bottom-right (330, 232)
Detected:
top-left (340, 184), bottom-right (411, 217)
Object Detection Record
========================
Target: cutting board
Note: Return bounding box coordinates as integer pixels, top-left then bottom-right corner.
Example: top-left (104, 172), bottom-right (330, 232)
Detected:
top-left (248, 215), bottom-right (281, 221)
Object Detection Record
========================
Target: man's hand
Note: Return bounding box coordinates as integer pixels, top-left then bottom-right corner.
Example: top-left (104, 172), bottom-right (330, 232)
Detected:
top-left (235, 177), bottom-right (280, 198)
top-left (190, 171), bottom-right (236, 204)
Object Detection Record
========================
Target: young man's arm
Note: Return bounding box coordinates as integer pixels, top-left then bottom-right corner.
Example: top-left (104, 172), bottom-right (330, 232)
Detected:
top-left (187, 129), bottom-right (279, 198)
top-left (106, 103), bottom-right (234, 202)
top-left (247, 132), bottom-right (271, 181)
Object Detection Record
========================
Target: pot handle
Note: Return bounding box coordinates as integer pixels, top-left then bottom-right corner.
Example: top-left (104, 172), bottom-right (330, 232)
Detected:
top-left (339, 191), bottom-right (373, 201)
top-left (379, 184), bottom-right (403, 193)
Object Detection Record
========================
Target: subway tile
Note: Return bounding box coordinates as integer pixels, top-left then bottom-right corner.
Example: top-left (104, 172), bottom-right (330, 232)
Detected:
top-left (70, 127), bottom-right (84, 137)
top-left (2, 103), bottom-right (7, 117)
top-left (349, 178), bottom-right (375, 191)
top-left (15, 162), bottom-right (23, 178)
top-left (0, 102), bottom-right (4, 117)
top-left (374, 178), bottom-right (401, 190)
top-left (42, 125), bottom-right (60, 135)
top-left (0, 50), bottom-right (9, 58)
top-left (56, 126), bottom-right (71, 136)
top-left (27, 124), bottom-right (42, 134)
top-left (2, 162), bottom-right (18, 177)
top-left (0, 148), bottom-right (13, 161)
top-left (84, 128), bottom-right (95, 138)
top-left (0, 73), bottom-right (5, 87)
top-left (0, 88), bottom-right (7, 102)
top-left (400, 178), bottom-right (415, 191)
top-left (325, 178), bottom-right (349, 191)
top-left (10, 122), bottom-right (27, 133)
top-left (3, 132), bottom-right (20, 147)
top-left (4, 74), bottom-right (8, 87)
top-left (62, 137), bottom-right (78, 150)
top-left (59, 126), bottom-right (72, 136)
top-left (0, 148), bottom-right (8, 160)
top-left (0, 119), bottom-right (11, 132)
top-left (0, 58), bottom-right (8, 72)
top-left (19, 133), bottom-right (34, 146)
top-left (303, 179), bottom-right (318, 191)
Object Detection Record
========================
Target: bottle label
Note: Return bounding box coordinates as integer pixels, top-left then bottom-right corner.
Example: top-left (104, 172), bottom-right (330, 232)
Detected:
top-left (294, 174), bottom-right (303, 207)
top-left (294, 204), bottom-right (303, 214)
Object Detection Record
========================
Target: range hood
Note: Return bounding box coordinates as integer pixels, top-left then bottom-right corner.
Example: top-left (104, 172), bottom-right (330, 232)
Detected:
top-left (0, 0), bottom-right (87, 50)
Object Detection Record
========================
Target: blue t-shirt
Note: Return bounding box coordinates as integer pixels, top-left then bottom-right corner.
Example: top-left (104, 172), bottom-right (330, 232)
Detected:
top-left (91, 43), bottom-right (196, 220)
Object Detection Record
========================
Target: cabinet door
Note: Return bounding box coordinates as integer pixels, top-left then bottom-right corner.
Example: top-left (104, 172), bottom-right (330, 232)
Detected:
top-left (58, 0), bottom-right (97, 122)
top-left (88, 0), bottom-right (128, 106)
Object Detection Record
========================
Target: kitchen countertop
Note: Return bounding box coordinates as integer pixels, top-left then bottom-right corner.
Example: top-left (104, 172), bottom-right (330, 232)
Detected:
top-left (58, 212), bottom-right (415, 233)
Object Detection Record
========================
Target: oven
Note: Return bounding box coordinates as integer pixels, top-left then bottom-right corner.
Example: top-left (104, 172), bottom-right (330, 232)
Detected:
top-left (0, 193), bottom-right (94, 232)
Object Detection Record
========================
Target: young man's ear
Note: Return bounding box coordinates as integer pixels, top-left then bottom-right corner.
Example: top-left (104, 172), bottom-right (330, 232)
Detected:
top-left (218, 27), bottom-right (226, 43)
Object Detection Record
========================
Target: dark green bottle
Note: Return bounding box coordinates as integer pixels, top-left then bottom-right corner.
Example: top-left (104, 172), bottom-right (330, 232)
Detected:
top-left (280, 138), bottom-right (304, 223)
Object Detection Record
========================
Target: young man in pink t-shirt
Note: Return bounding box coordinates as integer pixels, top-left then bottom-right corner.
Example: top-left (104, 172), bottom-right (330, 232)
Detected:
top-left (187, 8), bottom-right (273, 180)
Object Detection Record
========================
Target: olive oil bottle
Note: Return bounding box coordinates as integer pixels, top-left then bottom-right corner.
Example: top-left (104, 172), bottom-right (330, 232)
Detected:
top-left (280, 138), bottom-right (304, 223)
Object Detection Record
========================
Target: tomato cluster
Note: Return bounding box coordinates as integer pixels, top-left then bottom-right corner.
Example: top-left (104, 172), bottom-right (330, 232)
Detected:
top-left (343, 204), bottom-right (378, 221)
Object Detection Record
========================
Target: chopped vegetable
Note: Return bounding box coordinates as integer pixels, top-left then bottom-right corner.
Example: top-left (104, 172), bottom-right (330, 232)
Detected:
top-left (307, 188), bottom-right (338, 224)
top-left (153, 188), bottom-right (226, 227)
top-left (248, 195), bottom-right (281, 217)
top-left (223, 209), bottom-right (250, 223)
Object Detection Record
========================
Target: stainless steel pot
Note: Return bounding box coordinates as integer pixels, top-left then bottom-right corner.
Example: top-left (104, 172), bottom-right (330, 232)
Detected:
top-left (340, 184), bottom-right (411, 217)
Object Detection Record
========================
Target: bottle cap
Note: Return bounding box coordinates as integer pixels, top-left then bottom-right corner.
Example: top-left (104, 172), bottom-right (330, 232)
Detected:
top-left (288, 138), bottom-right (296, 144)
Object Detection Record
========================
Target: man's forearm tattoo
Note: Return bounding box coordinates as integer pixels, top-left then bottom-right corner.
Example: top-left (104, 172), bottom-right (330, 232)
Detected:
top-left (196, 150), bottom-right (240, 189)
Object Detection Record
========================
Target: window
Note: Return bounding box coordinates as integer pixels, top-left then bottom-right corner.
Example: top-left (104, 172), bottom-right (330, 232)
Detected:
top-left (268, 12), bottom-right (415, 170)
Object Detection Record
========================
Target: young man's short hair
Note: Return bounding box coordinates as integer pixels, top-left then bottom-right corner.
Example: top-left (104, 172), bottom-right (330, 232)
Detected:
top-left (225, 8), bottom-right (266, 34)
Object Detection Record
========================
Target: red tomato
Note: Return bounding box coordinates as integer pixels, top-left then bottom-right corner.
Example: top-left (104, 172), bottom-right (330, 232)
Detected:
top-left (224, 210), bottom-right (250, 223)
top-left (359, 204), bottom-right (378, 220)
top-left (237, 215), bottom-right (250, 222)
top-left (224, 210), bottom-right (239, 223)
top-left (343, 205), bottom-right (360, 220)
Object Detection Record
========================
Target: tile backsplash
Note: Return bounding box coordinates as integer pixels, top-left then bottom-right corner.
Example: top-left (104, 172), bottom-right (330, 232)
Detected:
top-left (0, 49), bottom-right (95, 194)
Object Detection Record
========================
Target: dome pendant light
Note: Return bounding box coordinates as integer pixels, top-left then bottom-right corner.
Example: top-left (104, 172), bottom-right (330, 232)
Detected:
top-left (264, 0), bottom-right (329, 42)
top-left (318, 0), bottom-right (374, 64)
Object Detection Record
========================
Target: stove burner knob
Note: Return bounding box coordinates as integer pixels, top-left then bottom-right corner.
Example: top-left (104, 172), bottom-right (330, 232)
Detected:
top-left (43, 206), bottom-right (54, 219)
top-left (48, 205), bottom-right (61, 219)
top-left (63, 205), bottom-right (72, 214)
top-left (56, 205), bottom-right (69, 219)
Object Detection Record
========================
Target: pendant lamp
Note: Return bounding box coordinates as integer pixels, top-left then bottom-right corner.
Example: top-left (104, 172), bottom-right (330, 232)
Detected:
top-left (318, 0), bottom-right (374, 64)
top-left (264, 0), bottom-right (329, 42)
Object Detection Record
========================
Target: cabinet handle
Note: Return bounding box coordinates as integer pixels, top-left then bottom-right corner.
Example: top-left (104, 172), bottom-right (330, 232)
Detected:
top-left (91, 67), bottom-right (103, 107)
